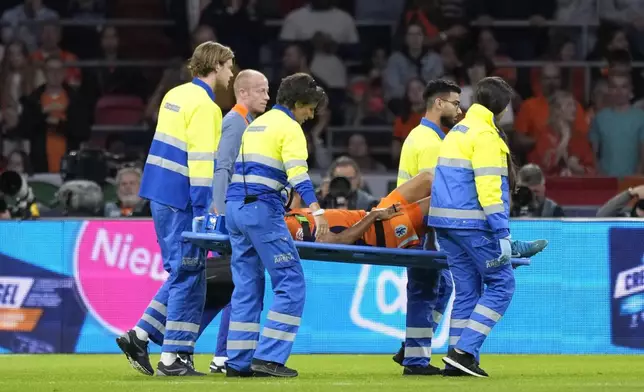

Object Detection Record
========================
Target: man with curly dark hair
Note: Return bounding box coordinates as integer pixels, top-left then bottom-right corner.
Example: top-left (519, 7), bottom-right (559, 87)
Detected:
top-left (224, 72), bottom-right (327, 378)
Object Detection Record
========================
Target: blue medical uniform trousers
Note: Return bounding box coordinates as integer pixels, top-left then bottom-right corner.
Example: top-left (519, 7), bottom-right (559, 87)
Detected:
top-left (135, 201), bottom-right (206, 354)
top-left (436, 229), bottom-right (515, 362)
top-left (403, 232), bottom-right (454, 367)
top-left (225, 199), bottom-right (305, 372)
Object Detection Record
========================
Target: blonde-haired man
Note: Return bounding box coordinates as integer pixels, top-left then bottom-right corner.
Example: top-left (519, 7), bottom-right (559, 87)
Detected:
top-left (116, 42), bottom-right (234, 377)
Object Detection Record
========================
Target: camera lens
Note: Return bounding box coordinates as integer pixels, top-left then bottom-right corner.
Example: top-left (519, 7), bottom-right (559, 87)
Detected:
top-left (513, 186), bottom-right (533, 207)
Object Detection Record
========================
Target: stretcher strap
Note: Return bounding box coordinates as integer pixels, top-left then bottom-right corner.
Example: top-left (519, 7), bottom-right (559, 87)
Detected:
top-left (290, 213), bottom-right (313, 241)
top-left (374, 221), bottom-right (386, 247)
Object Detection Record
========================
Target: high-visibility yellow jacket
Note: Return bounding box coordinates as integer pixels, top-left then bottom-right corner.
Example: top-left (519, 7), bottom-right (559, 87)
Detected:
top-left (226, 105), bottom-right (317, 211)
top-left (428, 104), bottom-right (511, 239)
top-left (140, 78), bottom-right (222, 213)
top-left (397, 118), bottom-right (444, 186)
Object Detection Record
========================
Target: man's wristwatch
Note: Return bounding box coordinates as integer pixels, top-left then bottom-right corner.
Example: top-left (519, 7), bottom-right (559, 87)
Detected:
top-left (312, 209), bottom-right (325, 217)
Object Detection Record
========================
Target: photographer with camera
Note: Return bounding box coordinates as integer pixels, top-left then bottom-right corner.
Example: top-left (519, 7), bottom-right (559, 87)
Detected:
top-left (511, 164), bottom-right (564, 218)
top-left (0, 167), bottom-right (41, 219)
top-left (596, 185), bottom-right (644, 218)
top-left (317, 156), bottom-right (378, 210)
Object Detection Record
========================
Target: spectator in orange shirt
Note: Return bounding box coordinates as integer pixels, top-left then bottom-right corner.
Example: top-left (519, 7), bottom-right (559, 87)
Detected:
top-left (515, 62), bottom-right (588, 145)
top-left (392, 77), bottom-right (425, 162)
top-left (528, 90), bottom-right (595, 177)
top-left (31, 22), bottom-right (81, 87)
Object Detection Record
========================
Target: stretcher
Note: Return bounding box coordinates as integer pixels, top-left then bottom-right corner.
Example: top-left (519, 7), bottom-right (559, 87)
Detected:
top-left (182, 232), bottom-right (531, 270)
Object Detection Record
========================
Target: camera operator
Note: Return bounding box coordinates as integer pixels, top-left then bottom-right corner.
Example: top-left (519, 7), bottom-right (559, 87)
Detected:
top-left (317, 156), bottom-right (379, 210)
top-left (596, 185), bottom-right (644, 218)
top-left (511, 164), bottom-right (565, 217)
top-left (104, 167), bottom-right (151, 217)
top-left (53, 180), bottom-right (104, 217)
top-left (0, 169), bottom-right (41, 219)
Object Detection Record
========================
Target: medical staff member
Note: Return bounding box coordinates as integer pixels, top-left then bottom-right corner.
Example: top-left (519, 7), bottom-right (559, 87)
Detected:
top-left (209, 69), bottom-right (270, 374)
top-left (225, 73), bottom-right (328, 378)
top-left (116, 41), bottom-right (234, 377)
top-left (395, 79), bottom-right (462, 376)
top-left (429, 76), bottom-right (516, 378)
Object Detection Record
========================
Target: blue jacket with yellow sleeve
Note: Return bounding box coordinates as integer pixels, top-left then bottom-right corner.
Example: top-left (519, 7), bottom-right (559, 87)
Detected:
top-left (428, 104), bottom-right (511, 239)
top-left (226, 105), bottom-right (317, 212)
top-left (397, 118), bottom-right (444, 186)
top-left (140, 78), bottom-right (222, 215)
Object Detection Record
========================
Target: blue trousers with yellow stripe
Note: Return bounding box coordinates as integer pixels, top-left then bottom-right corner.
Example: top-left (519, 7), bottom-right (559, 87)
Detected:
top-left (225, 199), bottom-right (305, 372)
top-left (435, 228), bottom-right (515, 361)
top-left (135, 201), bottom-right (206, 354)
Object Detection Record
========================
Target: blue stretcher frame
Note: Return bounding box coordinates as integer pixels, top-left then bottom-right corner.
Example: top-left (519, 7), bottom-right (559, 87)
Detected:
top-left (182, 232), bottom-right (531, 270)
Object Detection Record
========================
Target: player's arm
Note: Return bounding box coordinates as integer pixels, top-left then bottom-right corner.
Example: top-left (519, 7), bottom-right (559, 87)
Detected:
top-left (471, 130), bottom-right (510, 239)
top-left (186, 102), bottom-right (218, 216)
top-left (211, 115), bottom-right (245, 213)
top-left (317, 205), bottom-right (402, 244)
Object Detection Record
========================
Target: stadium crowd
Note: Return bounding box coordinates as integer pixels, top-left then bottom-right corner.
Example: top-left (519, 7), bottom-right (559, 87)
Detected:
top-left (0, 0), bottom-right (644, 219)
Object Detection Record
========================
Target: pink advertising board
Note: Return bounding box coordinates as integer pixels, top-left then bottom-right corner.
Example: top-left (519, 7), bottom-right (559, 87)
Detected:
top-left (73, 220), bottom-right (168, 335)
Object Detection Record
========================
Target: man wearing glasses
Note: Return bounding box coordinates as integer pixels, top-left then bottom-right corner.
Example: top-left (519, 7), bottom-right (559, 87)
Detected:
top-left (394, 79), bottom-right (463, 376)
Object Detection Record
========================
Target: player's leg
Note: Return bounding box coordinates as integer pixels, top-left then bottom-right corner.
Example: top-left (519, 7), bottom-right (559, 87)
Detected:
top-left (225, 200), bottom-right (266, 377)
top-left (116, 201), bottom-right (175, 376)
top-left (157, 206), bottom-right (207, 376)
top-left (445, 230), bottom-right (515, 377)
top-left (402, 266), bottom-right (442, 375)
top-left (250, 206), bottom-right (304, 378)
top-left (436, 229), bottom-right (486, 377)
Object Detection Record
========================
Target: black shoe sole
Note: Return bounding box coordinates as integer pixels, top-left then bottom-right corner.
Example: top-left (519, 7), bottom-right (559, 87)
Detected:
top-left (116, 336), bottom-right (153, 376)
top-left (442, 356), bottom-right (488, 378)
top-left (250, 364), bottom-right (298, 378)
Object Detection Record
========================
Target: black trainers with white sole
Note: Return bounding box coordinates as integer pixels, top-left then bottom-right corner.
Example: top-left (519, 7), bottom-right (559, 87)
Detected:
top-left (250, 359), bottom-right (298, 378)
top-left (156, 359), bottom-right (206, 376)
top-left (442, 348), bottom-right (489, 378)
top-left (210, 361), bottom-right (225, 374)
top-left (115, 330), bottom-right (154, 376)
top-left (178, 353), bottom-right (195, 370)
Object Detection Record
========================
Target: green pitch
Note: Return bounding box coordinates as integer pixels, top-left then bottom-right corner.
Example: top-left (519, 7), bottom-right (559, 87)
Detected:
top-left (2, 354), bottom-right (643, 392)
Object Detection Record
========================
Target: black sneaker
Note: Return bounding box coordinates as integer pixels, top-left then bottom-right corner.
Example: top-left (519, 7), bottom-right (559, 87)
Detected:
top-left (116, 330), bottom-right (154, 376)
top-left (250, 359), bottom-right (298, 378)
top-left (156, 359), bottom-right (206, 376)
top-left (178, 353), bottom-right (195, 370)
top-left (403, 364), bottom-right (443, 376)
top-left (392, 342), bottom-right (404, 366)
top-left (443, 368), bottom-right (467, 377)
top-left (225, 364), bottom-right (271, 378)
top-left (210, 361), bottom-right (225, 374)
top-left (442, 349), bottom-right (489, 378)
